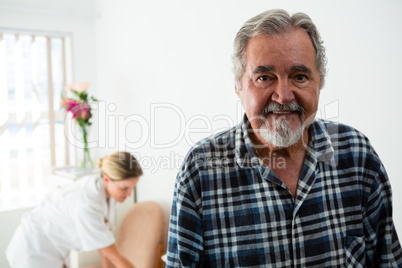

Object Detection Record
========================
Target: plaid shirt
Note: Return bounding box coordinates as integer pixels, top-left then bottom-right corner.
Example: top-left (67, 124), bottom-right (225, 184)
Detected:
top-left (167, 116), bottom-right (402, 267)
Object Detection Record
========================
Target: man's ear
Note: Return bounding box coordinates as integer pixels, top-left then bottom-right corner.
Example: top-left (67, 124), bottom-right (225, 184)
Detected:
top-left (235, 86), bottom-right (241, 97)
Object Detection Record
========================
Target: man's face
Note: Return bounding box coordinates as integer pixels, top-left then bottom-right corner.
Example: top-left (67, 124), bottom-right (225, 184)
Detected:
top-left (236, 29), bottom-right (321, 148)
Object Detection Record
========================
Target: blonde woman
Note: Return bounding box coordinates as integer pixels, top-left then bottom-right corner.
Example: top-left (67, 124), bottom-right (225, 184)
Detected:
top-left (6, 152), bottom-right (142, 268)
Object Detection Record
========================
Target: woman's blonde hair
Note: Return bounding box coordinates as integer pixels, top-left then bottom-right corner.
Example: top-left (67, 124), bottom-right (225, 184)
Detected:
top-left (97, 152), bottom-right (143, 181)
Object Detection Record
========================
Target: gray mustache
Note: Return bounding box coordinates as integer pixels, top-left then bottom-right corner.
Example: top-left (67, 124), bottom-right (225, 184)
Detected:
top-left (262, 102), bottom-right (305, 116)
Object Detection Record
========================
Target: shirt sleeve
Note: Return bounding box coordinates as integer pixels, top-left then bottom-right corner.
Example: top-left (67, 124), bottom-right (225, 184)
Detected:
top-left (363, 163), bottom-right (402, 267)
top-left (166, 158), bottom-right (204, 268)
top-left (73, 205), bottom-right (115, 252)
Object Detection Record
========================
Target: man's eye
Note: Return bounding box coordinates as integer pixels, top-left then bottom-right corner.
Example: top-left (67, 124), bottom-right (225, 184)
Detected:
top-left (258, 75), bottom-right (270, 81)
top-left (295, 74), bottom-right (307, 81)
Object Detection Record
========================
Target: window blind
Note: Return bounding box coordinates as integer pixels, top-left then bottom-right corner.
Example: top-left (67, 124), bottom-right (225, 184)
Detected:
top-left (0, 29), bottom-right (74, 209)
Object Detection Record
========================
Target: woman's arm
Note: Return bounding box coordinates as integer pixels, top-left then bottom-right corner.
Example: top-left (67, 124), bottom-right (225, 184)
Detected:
top-left (99, 243), bottom-right (135, 268)
top-left (98, 249), bottom-right (113, 268)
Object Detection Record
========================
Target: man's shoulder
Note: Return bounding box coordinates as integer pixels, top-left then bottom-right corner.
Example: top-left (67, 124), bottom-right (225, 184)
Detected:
top-left (312, 119), bottom-right (386, 178)
top-left (313, 118), bottom-right (371, 145)
top-left (178, 124), bottom-right (240, 174)
top-left (187, 124), bottom-right (239, 156)
top-left (313, 118), bottom-right (380, 165)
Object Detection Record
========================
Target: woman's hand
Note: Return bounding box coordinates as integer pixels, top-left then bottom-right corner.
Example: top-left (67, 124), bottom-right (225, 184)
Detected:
top-left (99, 243), bottom-right (135, 268)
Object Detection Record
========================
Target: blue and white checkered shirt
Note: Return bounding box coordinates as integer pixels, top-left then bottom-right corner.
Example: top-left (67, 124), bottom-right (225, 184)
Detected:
top-left (167, 116), bottom-right (402, 267)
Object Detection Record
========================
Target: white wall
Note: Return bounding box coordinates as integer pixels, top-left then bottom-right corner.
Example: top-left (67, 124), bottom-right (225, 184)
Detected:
top-left (94, 0), bottom-right (402, 236)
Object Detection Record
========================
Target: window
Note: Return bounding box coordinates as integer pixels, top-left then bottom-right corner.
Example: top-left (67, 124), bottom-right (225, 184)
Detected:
top-left (0, 29), bottom-right (74, 209)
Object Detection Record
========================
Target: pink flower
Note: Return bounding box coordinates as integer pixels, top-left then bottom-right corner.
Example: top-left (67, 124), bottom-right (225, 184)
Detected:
top-left (61, 81), bottom-right (96, 126)
top-left (80, 103), bottom-right (90, 120)
top-left (70, 109), bottom-right (78, 118)
top-left (62, 98), bottom-right (84, 119)
top-left (61, 99), bottom-right (80, 111)
top-left (65, 82), bottom-right (90, 93)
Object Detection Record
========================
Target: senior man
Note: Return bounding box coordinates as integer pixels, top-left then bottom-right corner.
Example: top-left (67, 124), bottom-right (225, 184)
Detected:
top-left (167, 9), bottom-right (402, 267)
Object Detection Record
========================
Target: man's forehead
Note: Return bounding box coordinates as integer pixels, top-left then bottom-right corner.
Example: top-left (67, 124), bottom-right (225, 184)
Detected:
top-left (252, 65), bottom-right (313, 75)
top-left (245, 30), bottom-right (317, 71)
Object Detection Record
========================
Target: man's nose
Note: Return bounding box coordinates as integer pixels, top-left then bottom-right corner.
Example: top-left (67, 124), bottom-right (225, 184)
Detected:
top-left (271, 78), bottom-right (295, 104)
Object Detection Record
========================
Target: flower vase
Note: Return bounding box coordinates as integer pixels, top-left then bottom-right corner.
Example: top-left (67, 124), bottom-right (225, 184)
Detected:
top-left (80, 125), bottom-right (93, 168)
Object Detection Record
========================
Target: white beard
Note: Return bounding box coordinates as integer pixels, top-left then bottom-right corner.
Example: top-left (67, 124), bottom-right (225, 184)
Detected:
top-left (259, 116), bottom-right (305, 148)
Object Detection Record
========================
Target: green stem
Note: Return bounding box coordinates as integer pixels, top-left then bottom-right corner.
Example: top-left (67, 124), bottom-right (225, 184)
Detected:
top-left (81, 126), bottom-right (93, 168)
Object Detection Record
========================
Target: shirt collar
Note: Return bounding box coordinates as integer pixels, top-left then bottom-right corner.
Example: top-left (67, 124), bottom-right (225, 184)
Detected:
top-left (234, 115), bottom-right (263, 169)
top-left (308, 119), bottom-right (337, 167)
top-left (234, 115), bottom-right (336, 168)
top-left (97, 176), bottom-right (116, 228)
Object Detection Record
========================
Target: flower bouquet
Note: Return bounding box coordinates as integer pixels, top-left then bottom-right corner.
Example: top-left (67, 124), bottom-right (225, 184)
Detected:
top-left (61, 82), bottom-right (97, 167)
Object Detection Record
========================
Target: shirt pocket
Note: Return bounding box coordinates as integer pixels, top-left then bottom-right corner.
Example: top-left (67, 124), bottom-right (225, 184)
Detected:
top-left (344, 236), bottom-right (365, 268)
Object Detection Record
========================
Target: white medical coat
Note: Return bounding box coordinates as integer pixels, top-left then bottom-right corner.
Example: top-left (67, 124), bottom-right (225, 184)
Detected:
top-left (6, 175), bottom-right (116, 268)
